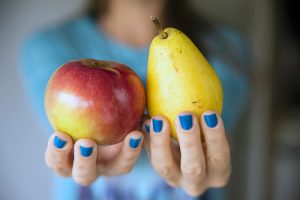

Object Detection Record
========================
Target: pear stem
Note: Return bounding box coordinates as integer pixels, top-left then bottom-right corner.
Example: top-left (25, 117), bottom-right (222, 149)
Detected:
top-left (149, 16), bottom-right (168, 39)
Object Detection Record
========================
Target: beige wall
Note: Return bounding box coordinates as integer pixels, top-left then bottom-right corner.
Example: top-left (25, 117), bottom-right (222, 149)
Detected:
top-left (191, 0), bottom-right (253, 33)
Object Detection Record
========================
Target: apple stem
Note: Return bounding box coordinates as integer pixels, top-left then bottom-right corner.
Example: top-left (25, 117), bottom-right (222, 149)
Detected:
top-left (149, 16), bottom-right (168, 39)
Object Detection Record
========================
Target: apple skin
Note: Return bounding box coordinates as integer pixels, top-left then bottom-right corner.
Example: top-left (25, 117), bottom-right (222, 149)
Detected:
top-left (45, 59), bottom-right (146, 145)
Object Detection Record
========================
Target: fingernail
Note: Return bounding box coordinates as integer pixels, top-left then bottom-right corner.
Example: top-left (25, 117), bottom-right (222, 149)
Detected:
top-left (80, 146), bottom-right (93, 157)
top-left (54, 136), bottom-right (66, 149)
top-left (179, 115), bottom-right (193, 130)
top-left (153, 119), bottom-right (163, 133)
top-left (129, 137), bottom-right (141, 149)
top-left (145, 124), bottom-right (150, 133)
top-left (204, 114), bottom-right (218, 128)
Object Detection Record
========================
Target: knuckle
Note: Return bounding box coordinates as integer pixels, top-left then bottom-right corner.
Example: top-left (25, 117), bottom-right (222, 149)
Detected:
top-left (182, 163), bottom-right (203, 177)
top-left (75, 160), bottom-right (94, 171)
top-left (181, 140), bottom-right (196, 150)
top-left (154, 164), bottom-right (172, 177)
top-left (73, 164), bottom-right (97, 185)
top-left (208, 153), bottom-right (229, 166)
top-left (118, 165), bottom-right (132, 174)
top-left (205, 134), bottom-right (219, 143)
top-left (45, 153), bottom-right (63, 168)
top-left (151, 140), bottom-right (165, 149)
top-left (54, 167), bottom-right (71, 177)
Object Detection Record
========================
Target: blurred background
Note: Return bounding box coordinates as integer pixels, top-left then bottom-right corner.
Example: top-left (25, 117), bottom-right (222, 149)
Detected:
top-left (0, 0), bottom-right (299, 200)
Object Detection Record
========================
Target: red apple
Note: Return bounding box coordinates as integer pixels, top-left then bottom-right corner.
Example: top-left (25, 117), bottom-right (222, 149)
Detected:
top-left (45, 59), bottom-right (146, 145)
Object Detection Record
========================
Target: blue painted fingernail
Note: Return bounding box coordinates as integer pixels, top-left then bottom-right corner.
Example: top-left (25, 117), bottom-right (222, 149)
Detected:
top-left (179, 115), bottom-right (193, 130)
top-left (80, 146), bottom-right (93, 157)
top-left (145, 124), bottom-right (150, 133)
top-left (54, 136), bottom-right (66, 149)
top-left (153, 119), bottom-right (163, 133)
top-left (204, 114), bottom-right (218, 128)
top-left (129, 137), bottom-right (141, 149)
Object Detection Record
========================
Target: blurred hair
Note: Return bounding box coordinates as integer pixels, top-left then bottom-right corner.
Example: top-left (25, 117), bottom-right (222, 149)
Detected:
top-left (87, 0), bottom-right (211, 54)
top-left (88, 0), bottom-right (109, 17)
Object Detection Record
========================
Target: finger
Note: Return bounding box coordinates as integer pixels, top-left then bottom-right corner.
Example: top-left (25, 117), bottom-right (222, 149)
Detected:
top-left (142, 119), bottom-right (151, 157)
top-left (45, 132), bottom-right (73, 177)
top-left (103, 130), bottom-right (144, 176)
top-left (72, 139), bottom-right (97, 186)
top-left (175, 112), bottom-right (207, 195)
top-left (201, 111), bottom-right (231, 187)
top-left (150, 116), bottom-right (181, 187)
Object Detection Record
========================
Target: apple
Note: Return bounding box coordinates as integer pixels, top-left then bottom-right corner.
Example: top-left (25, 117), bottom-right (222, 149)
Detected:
top-left (45, 59), bottom-right (146, 145)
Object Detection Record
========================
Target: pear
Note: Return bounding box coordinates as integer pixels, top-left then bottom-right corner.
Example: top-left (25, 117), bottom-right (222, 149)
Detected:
top-left (147, 17), bottom-right (223, 140)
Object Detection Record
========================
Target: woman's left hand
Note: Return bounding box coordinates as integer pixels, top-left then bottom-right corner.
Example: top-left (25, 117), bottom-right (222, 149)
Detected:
top-left (142, 111), bottom-right (231, 197)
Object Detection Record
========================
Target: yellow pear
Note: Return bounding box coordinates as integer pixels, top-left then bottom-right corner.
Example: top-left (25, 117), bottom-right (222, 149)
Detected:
top-left (147, 17), bottom-right (223, 140)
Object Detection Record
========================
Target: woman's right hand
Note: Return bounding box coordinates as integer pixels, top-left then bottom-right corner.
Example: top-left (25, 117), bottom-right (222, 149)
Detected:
top-left (45, 130), bottom-right (144, 185)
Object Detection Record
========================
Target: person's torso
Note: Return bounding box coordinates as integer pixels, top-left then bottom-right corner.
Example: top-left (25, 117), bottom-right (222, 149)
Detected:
top-left (22, 15), bottom-right (250, 200)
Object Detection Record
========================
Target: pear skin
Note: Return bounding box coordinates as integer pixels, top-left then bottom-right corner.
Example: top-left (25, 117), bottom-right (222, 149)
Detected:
top-left (147, 18), bottom-right (223, 140)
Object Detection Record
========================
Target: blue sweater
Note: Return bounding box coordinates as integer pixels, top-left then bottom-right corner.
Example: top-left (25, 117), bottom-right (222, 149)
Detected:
top-left (21, 16), bottom-right (250, 200)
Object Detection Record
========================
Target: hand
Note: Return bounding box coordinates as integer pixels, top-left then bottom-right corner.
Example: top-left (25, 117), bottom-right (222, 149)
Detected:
top-left (45, 130), bottom-right (144, 185)
top-left (142, 111), bottom-right (231, 196)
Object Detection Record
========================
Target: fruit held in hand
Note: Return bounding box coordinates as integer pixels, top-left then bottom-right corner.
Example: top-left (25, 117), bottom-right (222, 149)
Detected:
top-left (45, 59), bottom-right (146, 145)
top-left (147, 17), bottom-right (223, 140)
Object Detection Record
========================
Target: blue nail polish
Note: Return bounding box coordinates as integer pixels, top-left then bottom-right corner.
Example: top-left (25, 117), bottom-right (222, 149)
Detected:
top-left (80, 146), bottom-right (93, 157)
top-left (54, 136), bottom-right (66, 149)
top-left (145, 124), bottom-right (150, 133)
top-left (129, 138), bottom-right (141, 148)
top-left (153, 119), bottom-right (163, 133)
top-left (204, 114), bottom-right (218, 128)
top-left (179, 115), bottom-right (193, 130)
